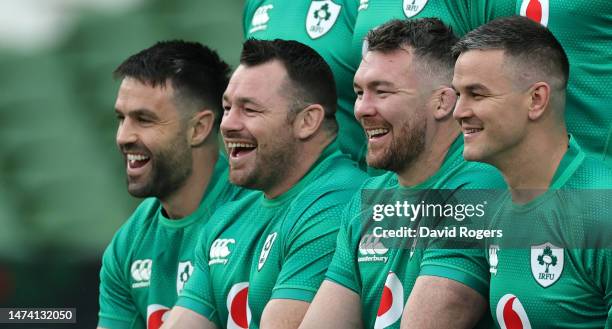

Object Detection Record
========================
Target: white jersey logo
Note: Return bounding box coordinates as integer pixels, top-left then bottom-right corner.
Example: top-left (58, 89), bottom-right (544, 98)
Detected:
top-left (403, 0), bottom-right (428, 18)
top-left (176, 260), bottom-right (194, 294)
top-left (258, 232), bottom-right (278, 271)
top-left (358, 0), bottom-right (369, 11)
top-left (227, 282), bottom-right (251, 329)
top-left (147, 304), bottom-right (170, 329)
top-left (249, 4), bottom-right (274, 34)
top-left (358, 234), bottom-right (389, 263)
top-left (496, 294), bottom-right (532, 329)
top-left (306, 0), bottom-right (342, 39)
top-left (374, 272), bottom-right (404, 329)
top-left (520, 0), bottom-right (549, 27)
top-left (531, 242), bottom-right (563, 288)
top-left (209, 239), bottom-right (235, 265)
top-left (489, 244), bottom-right (500, 275)
top-left (131, 259), bottom-right (152, 288)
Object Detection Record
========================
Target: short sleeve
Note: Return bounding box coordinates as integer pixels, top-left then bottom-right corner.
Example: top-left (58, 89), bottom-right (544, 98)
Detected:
top-left (98, 241), bottom-right (145, 329)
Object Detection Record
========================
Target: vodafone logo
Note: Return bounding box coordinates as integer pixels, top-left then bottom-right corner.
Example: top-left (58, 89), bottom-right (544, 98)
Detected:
top-left (147, 304), bottom-right (170, 329)
top-left (520, 0), bottom-right (549, 27)
top-left (227, 282), bottom-right (251, 329)
top-left (374, 272), bottom-right (404, 329)
top-left (496, 294), bottom-right (532, 329)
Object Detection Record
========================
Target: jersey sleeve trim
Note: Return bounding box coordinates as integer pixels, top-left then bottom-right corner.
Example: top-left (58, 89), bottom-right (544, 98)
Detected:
top-left (324, 271), bottom-right (360, 295)
top-left (270, 287), bottom-right (317, 303)
top-left (174, 295), bottom-right (217, 323)
top-left (419, 264), bottom-right (488, 298)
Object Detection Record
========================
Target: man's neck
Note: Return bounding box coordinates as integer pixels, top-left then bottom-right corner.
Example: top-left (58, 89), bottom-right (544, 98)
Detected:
top-left (497, 132), bottom-right (568, 204)
top-left (161, 150), bottom-right (219, 219)
top-left (397, 133), bottom-right (458, 187)
top-left (264, 136), bottom-right (332, 199)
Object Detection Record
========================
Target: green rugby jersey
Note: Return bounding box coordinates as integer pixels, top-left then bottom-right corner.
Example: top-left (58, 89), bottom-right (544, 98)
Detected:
top-left (176, 140), bottom-right (367, 329)
top-left (485, 137), bottom-right (612, 329)
top-left (98, 155), bottom-right (248, 329)
top-left (325, 137), bottom-right (507, 328)
top-left (483, 0), bottom-right (612, 162)
top-left (243, 0), bottom-right (366, 167)
top-left (351, 0), bottom-right (514, 61)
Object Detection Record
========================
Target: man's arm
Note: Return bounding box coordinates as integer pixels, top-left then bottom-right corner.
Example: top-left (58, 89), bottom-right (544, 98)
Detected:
top-left (298, 280), bottom-right (363, 329)
top-left (160, 306), bottom-right (217, 329)
top-left (97, 234), bottom-right (146, 329)
top-left (400, 276), bottom-right (487, 329)
top-left (260, 299), bottom-right (310, 329)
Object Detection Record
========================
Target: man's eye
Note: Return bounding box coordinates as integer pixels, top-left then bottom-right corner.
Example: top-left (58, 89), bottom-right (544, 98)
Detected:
top-left (137, 116), bottom-right (153, 123)
top-left (471, 92), bottom-right (484, 100)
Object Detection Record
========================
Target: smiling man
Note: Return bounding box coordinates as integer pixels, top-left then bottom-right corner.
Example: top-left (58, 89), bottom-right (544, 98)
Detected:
top-left (452, 16), bottom-right (612, 328)
top-left (161, 39), bottom-right (367, 329)
top-left (97, 41), bottom-right (248, 329)
top-left (299, 18), bottom-right (506, 329)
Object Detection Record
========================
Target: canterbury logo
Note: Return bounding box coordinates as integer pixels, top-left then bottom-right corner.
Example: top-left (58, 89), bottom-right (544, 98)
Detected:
top-left (131, 259), bottom-right (152, 288)
top-left (359, 234), bottom-right (389, 255)
top-left (358, 234), bottom-right (389, 263)
top-left (209, 239), bottom-right (235, 265)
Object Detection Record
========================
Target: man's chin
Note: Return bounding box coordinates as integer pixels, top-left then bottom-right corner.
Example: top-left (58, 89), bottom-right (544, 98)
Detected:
top-left (127, 182), bottom-right (153, 198)
top-left (229, 171), bottom-right (256, 189)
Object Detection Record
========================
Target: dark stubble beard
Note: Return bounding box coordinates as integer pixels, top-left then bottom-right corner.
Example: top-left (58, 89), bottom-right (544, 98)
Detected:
top-left (367, 114), bottom-right (426, 173)
top-left (127, 134), bottom-right (193, 200)
top-left (241, 132), bottom-right (299, 193)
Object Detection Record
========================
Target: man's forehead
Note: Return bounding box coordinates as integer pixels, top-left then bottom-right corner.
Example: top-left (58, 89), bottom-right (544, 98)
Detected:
top-left (115, 77), bottom-right (172, 109)
top-left (356, 49), bottom-right (416, 85)
top-left (225, 62), bottom-right (288, 100)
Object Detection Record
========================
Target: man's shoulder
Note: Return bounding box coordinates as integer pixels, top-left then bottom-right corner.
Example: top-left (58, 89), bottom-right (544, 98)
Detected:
top-left (446, 160), bottom-right (506, 189)
top-left (103, 198), bottom-right (162, 255)
top-left (567, 155), bottom-right (612, 188)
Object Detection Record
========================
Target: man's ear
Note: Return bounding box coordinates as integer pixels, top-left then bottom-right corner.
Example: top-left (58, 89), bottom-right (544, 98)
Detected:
top-left (527, 82), bottom-right (551, 121)
top-left (432, 86), bottom-right (457, 120)
top-left (293, 104), bottom-right (325, 140)
top-left (189, 109), bottom-right (215, 146)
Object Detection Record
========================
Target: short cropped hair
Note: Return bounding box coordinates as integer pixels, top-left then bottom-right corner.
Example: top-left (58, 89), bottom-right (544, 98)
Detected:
top-left (364, 18), bottom-right (458, 84)
top-left (452, 15), bottom-right (569, 90)
top-left (114, 40), bottom-right (231, 127)
top-left (239, 38), bottom-right (338, 134)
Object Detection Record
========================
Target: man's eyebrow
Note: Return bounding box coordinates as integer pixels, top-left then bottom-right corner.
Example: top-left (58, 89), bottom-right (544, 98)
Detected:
top-left (353, 80), bottom-right (395, 89)
top-left (115, 108), bottom-right (159, 119)
top-left (453, 83), bottom-right (491, 93)
top-left (223, 95), bottom-right (264, 107)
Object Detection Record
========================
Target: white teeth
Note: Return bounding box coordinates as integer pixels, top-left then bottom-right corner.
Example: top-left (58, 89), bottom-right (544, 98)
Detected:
top-left (127, 154), bottom-right (149, 161)
top-left (465, 128), bottom-right (482, 134)
top-left (227, 142), bottom-right (256, 148)
top-left (367, 128), bottom-right (389, 138)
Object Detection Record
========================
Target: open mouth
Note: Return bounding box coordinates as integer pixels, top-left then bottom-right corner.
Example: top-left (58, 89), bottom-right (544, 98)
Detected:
top-left (127, 153), bottom-right (150, 169)
top-left (227, 142), bottom-right (257, 158)
top-left (463, 127), bottom-right (483, 136)
top-left (366, 128), bottom-right (390, 140)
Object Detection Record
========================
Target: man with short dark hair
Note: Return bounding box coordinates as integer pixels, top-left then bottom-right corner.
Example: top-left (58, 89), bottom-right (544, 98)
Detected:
top-left (97, 40), bottom-right (248, 329)
top-left (161, 39), bottom-right (367, 329)
top-left (244, 0), bottom-right (366, 168)
top-left (452, 15), bottom-right (612, 328)
top-left (300, 18), bottom-right (506, 329)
